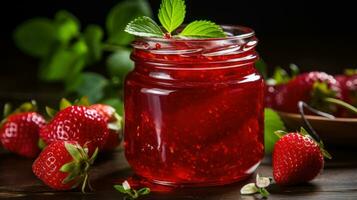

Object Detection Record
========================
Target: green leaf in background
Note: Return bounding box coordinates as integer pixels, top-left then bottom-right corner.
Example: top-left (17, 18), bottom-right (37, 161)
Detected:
top-left (83, 25), bottom-right (104, 64)
top-left (39, 39), bottom-right (88, 81)
top-left (264, 108), bottom-right (286, 154)
top-left (101, 98), bottom-right (124, 116)
top-left (54, 10), bottom-right (80, 43)
top-left (13, 18), bottom-right (56, 58)
top-left (106, 49), bottom-right (134, 79)
top-left (125, 16), bottom-right (164, 37)
top-left (179, 20), bottom-right (225, 38)
top-left (68, 72), bottom-right (109, 103)
top-left (255, 59), bottom-right (267, 79)
top-left (158, 0), bottom-right (186, 33)
top-left (106, 0), bottom-right (152, 45)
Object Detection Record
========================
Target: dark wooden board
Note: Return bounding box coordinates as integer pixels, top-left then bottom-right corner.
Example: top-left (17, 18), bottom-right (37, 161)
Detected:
top-left (1, 148), bottom-right (357, 200)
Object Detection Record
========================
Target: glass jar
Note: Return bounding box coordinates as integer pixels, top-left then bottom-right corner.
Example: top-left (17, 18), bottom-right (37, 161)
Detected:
top-left (124, 26), bottom-right (264, 187)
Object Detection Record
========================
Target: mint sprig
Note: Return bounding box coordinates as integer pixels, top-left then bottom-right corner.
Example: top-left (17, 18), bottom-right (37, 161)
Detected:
top-left (125, 16), bottom-right (164, 37)
top-left (158, 0), bottom-right (186, 34)
top-left (125, 0), bottom-right (226, 38)
top-left (179, 20), bottom-right (226, 38)
top-left (114, 180), bottom-right (150, 199)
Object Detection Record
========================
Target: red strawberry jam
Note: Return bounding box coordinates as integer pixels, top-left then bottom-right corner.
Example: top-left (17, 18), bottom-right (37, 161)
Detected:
top-left (124, 26), bottom-right (264, 186)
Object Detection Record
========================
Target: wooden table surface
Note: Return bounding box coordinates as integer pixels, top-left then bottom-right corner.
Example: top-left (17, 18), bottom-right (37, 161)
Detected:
top-left (1, 147), bottom-right (357, 200)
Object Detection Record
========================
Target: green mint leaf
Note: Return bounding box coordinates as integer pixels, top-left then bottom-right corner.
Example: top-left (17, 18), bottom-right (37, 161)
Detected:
top-left (107, 49), bottom-right (134, 79)
top-left (106, 0), bottom-right (152, 45)
top-left (13, 18), bottom-right (56, 58)
top-left (39, 38), bottom-right (88, 81)
top-left (83, 25), bottom-right (104, 64)
top-left (158, 0), bottom-right (186, 33)
top-left (125, 16), bottom-right (164, 37)
top-left (264, 108), bottom-right (286, 154)
top-left (54, 10), bottom-right (80, 43)
top-left (66, 72), bottom-right (108, 103)
top-left (179, 20), bottom-right (226, 38)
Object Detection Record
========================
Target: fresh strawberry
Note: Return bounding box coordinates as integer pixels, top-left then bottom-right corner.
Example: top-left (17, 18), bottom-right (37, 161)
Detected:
top-left (265, 84), bottom-right (286, 108)
top-left (40, 105), bottom-right (109, 150)
top-left (0, 102), bottom-right (46, 158)
top-left (89, 104), bottom-right (122, 151)
top-left (275, 71), bottom-right (341, 113)
top-left (272, 128), bottom-right (331, 185)
top-left (335, 74), bottom-right (357, 107)
top-left (265, 65), bottom-right (299, 108)
top-left (32, 141), bottom-right (98, 191)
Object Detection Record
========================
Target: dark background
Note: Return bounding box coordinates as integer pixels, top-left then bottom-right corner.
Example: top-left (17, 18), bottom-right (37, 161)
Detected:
top-left (0, 0), bottom-right (356, 100)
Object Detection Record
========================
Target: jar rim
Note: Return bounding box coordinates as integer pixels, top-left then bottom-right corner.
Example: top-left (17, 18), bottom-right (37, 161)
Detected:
top-left (137, 25), bottom-right (255, 42)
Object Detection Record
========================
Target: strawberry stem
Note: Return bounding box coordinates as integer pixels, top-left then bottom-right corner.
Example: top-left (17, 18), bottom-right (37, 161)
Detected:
top-left (324, 97), bottom-right (357, 115)
top-left (82, 173), bottom-right (89, 193)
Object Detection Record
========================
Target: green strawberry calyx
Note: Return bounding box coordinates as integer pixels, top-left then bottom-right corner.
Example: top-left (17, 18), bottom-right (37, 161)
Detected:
top-left (45, 97), bottom-right (91, 118)
top-left (299, 127), bottom-right (332, 159)
top-left (240, 174), bottom-right (272, 198)
top-left (344, 68), bottom-right (357, 76)
top-left (310, 82), bottom-right (338, 113)
top-left (309, 81), bottom-right (357, 116)
top-left (1, 100), bottom-right (38, 126)
top-left (60, 142), bottom-right (98, 193)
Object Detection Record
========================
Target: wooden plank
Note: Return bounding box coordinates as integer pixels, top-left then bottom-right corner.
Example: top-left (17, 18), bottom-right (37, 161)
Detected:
top-left (1, 148), bottom-right (356, 199)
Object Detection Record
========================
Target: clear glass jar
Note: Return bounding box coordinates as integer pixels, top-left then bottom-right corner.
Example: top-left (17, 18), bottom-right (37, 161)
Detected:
top-left (124, 26), bottom-right (264, 186)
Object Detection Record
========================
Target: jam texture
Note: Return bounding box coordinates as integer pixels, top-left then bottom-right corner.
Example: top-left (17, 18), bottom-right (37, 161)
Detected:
top-left (124, 26), bottom-right (264, 186)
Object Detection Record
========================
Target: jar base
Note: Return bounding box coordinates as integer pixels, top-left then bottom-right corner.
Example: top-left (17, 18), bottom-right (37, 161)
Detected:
top-left (145, 174), bottom-right (252, 188)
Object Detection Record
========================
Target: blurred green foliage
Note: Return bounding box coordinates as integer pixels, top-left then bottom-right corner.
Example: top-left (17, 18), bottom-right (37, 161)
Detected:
top-left (13, 0), bottom-right (151, 110)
